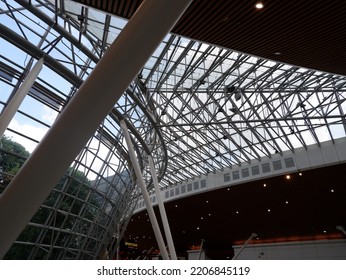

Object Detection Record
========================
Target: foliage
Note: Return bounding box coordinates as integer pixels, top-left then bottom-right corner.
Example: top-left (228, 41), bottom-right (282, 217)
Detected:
top-left (1, 136), bottom-right (102, 259)
top-left (0, 135), bottom-right (30, 191)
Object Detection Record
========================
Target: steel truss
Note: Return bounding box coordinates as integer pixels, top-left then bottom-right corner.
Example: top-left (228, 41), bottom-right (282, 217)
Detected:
top-left (0, 0), bottom-right (345, 258)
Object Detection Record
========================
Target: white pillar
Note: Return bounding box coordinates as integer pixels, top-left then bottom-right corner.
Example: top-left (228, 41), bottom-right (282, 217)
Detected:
top-left (148, 155), bottom-right (177, 260)
top-left (0, 0), bottom-right (192, 259)
top-left (232, 233), bottom-right (257, 260)
top-left (198, 238), bottom-right (205, 260)
top-left (120, 120), bottom-right (169, 260)
top-left (0, 58), bottom-right (44, 138)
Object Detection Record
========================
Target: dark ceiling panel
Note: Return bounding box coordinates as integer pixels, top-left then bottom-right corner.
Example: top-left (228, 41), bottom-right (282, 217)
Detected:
top-left (73, 0), bottom-right (346, 76)
top-left (125, 163), bottom-right (346, 257)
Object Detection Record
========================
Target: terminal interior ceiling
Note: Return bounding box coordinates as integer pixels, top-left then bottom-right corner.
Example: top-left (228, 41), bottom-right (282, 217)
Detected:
top-left (0, 0), bottom-right (346, 259)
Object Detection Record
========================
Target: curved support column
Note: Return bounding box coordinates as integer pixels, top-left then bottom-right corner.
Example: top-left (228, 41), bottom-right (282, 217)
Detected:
top-left (148, 155), bottom-right (177, 260)
top-left (120, 120), bottom-right (169, 260)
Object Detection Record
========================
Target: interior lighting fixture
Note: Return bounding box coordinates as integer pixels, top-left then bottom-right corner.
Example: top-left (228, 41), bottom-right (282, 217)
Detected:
top-left (226, 85), bottom-right (236, 93)
top-left (286, 174), bottom-right (291, 180)
top-left (263, 183), bottom-right (267, 187)
top-left (255, 2), bottom-right (264, 9)
top-left (234, 89), bottom-right (244, 101)
top-left (267, 209), bottom-right (271, 212)
top-left (299, 172), bottom-right (303, 176)
top-left (331, 189), bottom-right (335, 193)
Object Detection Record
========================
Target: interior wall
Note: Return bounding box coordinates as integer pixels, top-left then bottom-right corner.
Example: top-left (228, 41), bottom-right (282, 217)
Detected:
top-left (233, 239), bottom-right (346, 260)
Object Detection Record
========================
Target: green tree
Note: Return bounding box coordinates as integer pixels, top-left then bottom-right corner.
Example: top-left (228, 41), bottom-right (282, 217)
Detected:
top-left (0, 135), bottom-right (30, 192)
top-left (1, 136), bottom-right (102, 259)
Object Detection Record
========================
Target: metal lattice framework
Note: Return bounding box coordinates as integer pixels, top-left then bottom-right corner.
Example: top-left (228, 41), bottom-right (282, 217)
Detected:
top-left (0, 0), bottom-right (346, 259)
top-left (0, 0), bottom-right (165, 259)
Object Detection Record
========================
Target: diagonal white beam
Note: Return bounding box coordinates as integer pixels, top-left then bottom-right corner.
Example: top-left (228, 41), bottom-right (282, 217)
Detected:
top-left (0, 58), bottom-right (44, 138)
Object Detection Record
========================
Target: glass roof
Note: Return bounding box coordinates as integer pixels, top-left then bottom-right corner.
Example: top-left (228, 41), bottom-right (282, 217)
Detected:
top-left (3, 0), bottom-right (346, 189)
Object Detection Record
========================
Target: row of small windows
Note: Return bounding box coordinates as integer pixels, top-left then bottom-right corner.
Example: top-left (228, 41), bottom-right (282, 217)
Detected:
top-left (136, 179), bottom-right (208, 209)
top-left (224, 157), bottom-right (295, 182)
top-left (136, 195), bottom-right (156, 209)
top-left (165, 179), bottom-right (207, 199)
top-left (137, 158), bottom-right (295, 209)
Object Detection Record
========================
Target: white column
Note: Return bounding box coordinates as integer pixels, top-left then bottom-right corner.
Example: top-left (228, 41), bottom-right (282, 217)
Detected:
top-left (198, 238), bottom-right (205, 260)
top-left (0, 0), bottom-right (192, 259)
top-left (0, 58), bottom-right (44, 138)
top-left (148, 155), bottom-right (177, 260)
top-left (232, 233), bottom-right (257, 260)
top-left (120, 120), bottom-right (169, 260)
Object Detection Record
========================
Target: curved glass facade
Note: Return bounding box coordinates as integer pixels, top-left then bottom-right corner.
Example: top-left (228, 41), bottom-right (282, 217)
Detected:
top-left (0, 0), bottom-right (346, 259)
top-left (0, 0), bottom-right (165, 259)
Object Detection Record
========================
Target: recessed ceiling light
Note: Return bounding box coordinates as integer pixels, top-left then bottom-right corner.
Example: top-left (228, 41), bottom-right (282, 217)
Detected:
top-left (201, 217), bottom-right (204, 220)
top-left (331, 189), bottom-right (335, 193)
top-left (255, 2), bottom-right (264, 9)
top-left (236, 211), bottom-right (239, 214)
top-left (268, 209), bottom-right (271, 212)
top-left (274, 52), bottom-right (281, 55)
top-left (206, 200), bottom-right (209, 203)
top-left (299, 172), bottom-right (303, 176)
top-left (197, 227), bottom-right (200, 230)
top-left (286, 175), bottom-right (291, 180)
top-left (285, 201), bottom-right (289, 204)
top-left (323, 230), bottom-right (327, 233)
top-left (263, 183), bottom-right (267, 187)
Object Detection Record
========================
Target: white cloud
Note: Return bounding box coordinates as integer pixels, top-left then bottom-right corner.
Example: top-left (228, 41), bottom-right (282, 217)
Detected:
top-left (41, 107), bottom-right (58, 125)
top-left (6, 118), bottom-right (49, 153)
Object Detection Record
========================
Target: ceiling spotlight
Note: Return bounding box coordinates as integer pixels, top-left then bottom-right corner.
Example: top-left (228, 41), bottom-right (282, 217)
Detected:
top-left (230, 107), bottom-right (237, 113)
top-left (286, 175), bottom-right (291, 180)
top-left (226, 85), bottom-right (236, 93)
top-left (234, 90), bottom-right (242, 101)
top-left (255, 2), bottom-right (264, 9)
